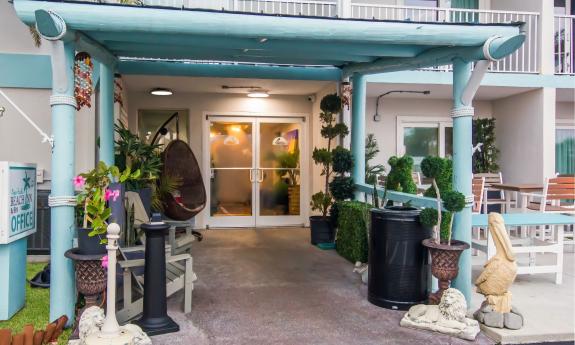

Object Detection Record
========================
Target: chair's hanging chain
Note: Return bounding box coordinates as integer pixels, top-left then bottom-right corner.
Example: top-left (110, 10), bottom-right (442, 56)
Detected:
top-left (0, 89), bottom-right (54, 148)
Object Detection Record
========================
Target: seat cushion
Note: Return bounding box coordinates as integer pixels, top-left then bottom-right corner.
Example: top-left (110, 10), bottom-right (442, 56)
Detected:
top-left (527, 202), bottom-right (575, 212)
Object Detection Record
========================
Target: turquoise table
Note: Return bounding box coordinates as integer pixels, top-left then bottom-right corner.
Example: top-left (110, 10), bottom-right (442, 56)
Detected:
top-left (472, 213), bottom-right (574, 227)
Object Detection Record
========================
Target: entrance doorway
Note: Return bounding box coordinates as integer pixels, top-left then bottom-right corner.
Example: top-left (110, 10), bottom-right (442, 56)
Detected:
top-left (205, 115), bottom-right (306, 227)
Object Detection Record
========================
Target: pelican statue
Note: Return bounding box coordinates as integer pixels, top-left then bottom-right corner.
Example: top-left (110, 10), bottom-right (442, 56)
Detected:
top-left (475, 213), bottom-right (517, 313)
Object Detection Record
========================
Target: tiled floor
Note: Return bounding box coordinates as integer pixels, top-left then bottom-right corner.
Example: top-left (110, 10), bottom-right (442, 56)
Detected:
top-left (153, 228), bottom-right (495, 345)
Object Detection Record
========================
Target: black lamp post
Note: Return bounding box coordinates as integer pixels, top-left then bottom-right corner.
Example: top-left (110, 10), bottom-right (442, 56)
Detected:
top-left (134, 218), bottom-right (179, 336)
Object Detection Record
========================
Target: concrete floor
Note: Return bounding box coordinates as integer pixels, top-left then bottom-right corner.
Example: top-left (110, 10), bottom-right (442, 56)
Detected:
top-left (471, 248), bottom-right (575, 344)
top-left (153, 228), bottom-right (494, 345)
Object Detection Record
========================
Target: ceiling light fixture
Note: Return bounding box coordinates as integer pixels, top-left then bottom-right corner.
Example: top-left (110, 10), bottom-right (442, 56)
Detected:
top-left (150, 88), bottom-right (173, 96)
top-left (247, 89), bottom-right (269, 98)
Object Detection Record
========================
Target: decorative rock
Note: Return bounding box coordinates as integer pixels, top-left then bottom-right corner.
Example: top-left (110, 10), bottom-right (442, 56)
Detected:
top-left (504, 312), bottom-right (524, 330)
top-left (400, 288), bottom-right (480, 341)
top-left (483, 311), bottom-right (504, 328)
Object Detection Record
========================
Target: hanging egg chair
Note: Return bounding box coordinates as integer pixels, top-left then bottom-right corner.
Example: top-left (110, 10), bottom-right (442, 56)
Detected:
top-left (153, 112), bottom-right (206, 220)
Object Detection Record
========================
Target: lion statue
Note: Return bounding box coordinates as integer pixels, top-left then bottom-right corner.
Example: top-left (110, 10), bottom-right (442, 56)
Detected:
top-left (76, 306), bottom-right (152, 345)
top-left (400, 288), bottom-right (480, 341)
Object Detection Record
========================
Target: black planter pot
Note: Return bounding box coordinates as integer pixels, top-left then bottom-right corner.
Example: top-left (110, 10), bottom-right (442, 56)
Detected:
top-left (368, 206), bottom-right (431, 310)
top-left (137, 187), bottom-right (153, 217)
top-left (310, 216), bottom-right (334, 245)
top-left (77, 228), bottom-right (106, 255)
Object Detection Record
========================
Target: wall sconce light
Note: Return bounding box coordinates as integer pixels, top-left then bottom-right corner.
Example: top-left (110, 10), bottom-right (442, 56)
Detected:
top-left (373, 90), bottom-right (430, 122)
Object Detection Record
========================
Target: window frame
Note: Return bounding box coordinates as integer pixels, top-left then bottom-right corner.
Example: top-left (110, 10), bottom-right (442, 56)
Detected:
top-left (396, 116), bottom-right (453, 160)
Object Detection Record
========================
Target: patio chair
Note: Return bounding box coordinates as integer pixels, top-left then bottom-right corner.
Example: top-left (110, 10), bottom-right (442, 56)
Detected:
top-left (471, 177), bottom-right (485, 255)
top-left (116, 245), bottom-right (196, 323)
top-left (523, 176), bottom-right (575, 243)
top-left (473, 172), bottom-right (514, 213)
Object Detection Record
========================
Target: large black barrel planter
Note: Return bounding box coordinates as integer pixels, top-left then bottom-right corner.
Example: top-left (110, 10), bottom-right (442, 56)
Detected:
top-left (310, 216), bottom-right (334, 245)
top-left (368, 206), bottom-right (431, 310)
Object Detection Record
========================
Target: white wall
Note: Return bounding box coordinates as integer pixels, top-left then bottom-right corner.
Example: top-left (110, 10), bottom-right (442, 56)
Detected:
top-left (494, 88), bottom-right (556, 184)
top-left (364, 96), bottom-right (493, 170)
top-left (0, 1), bottom-right (97, 189)
top-left (127, 91), bottom-right (314, 226)
top-left (556, 101), bottom-right (575, 120)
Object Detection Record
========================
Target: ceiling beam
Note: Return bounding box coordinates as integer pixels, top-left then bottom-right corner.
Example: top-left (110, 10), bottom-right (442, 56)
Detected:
top-left (343, 34), bottom-right (526, 77)
top-left (15, 0), bottom-right (521, 47)
top-left (118, 59), bottom-right (342, 81)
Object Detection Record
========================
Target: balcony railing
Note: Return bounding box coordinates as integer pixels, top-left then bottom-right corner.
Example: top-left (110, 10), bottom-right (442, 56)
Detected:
top-left (350, 4), bottom-right (539, 73)
top-left (88, 0), bottom-right (543, 74)
top-left (555, 14), bottom-right (574, 75)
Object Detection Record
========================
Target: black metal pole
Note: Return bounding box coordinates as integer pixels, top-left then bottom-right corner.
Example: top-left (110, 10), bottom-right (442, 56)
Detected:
top-left (134, 220), bottom-right (179, 336)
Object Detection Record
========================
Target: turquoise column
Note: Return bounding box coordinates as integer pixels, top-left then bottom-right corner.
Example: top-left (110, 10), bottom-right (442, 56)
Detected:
top-left (351, 73), bottom-right (366, 187)
top-left (49, 41), bottom-right (77, 323)
top-left (450, 58), bottom-right (473, 304)
top-left (99, 63), bottom-right (115, 165)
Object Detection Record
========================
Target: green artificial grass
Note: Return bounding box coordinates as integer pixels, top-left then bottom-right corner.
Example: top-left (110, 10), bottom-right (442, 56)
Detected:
top-left (0, 262), bottom-right (71, 345)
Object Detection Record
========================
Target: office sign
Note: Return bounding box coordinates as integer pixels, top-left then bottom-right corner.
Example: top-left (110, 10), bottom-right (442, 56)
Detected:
top-left (0, 162), bottom-right (37, 244)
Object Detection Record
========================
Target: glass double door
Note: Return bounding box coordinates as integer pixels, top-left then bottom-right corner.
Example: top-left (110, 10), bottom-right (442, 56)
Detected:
top-left (208, 116), bottom-right (304, 227)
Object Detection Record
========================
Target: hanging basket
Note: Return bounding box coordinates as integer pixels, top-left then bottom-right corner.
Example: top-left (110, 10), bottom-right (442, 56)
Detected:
top-left (74, 52), bottom-right (93, 110)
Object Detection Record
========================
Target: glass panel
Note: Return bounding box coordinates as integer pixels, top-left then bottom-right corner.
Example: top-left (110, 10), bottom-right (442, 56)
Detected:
top-left (445, 126), bottom-right (453, 158)
top-left (138, 109), bottom-right (189, 145)
top-left (404, 126), bottom-right (439, 170)
top-left (259, 169), bottom-right (300, 216)
top-left (556, 128), bottom-right (575, 174)
top-left (258, 122), bottom-right (301, 216)
top-left (210, 169), bottom-right (252, 216)
top-left (209, 122), bottom-right (252, 168)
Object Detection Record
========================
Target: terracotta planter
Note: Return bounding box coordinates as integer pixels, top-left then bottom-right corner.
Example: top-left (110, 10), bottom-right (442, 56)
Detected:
top-left (287, 185), bottom-right (300, 215)
top-left (64, 248), bottom-right (107, 339)
top-left (422, 238), bottom-right (470, 304)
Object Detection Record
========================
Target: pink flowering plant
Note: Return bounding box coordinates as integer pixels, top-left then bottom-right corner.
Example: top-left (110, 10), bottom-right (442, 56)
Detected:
top-left (75, 161), bottom-right (140, 240)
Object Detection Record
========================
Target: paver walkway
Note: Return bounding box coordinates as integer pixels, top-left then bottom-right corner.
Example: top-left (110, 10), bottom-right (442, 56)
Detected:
top-left (153, 228), bottom-right (494, 345)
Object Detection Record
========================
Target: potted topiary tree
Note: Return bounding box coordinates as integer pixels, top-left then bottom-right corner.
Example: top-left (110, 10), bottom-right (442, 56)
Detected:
top-left (310, 93), bottom-right (349, 245)
top-left (329, 145), bottom-right (355, 227)
top-left (419, 156), bottom-right (468, 304)
top-left (368, 155), bottom-right (431, 310)
top-left (276, 148), bottom-right (300, 215)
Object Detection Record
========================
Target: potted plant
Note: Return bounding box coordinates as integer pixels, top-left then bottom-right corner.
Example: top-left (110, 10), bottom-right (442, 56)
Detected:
top-left (419, 156), bottom-right (468, 304)
top-left (310, 93), bottom-right (349, 244)
top-left (368, 155), bottom-right (431, 310)
top-left (75, 161), bottom-right (140, 255)
top-left (115, 122), bottom-right (163, 215)
top-left (276, 148), bottom-right (300, 215)
top-left (329, 145), bottom-right (355, 226)
top-left (365, 134), bottom-right (385, 207)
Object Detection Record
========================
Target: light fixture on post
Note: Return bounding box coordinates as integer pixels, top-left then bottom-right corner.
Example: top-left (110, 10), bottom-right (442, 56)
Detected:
top-left (150, 88), bottom-right (173, 96)
top-left (373, 90), bottom-right (430, 122)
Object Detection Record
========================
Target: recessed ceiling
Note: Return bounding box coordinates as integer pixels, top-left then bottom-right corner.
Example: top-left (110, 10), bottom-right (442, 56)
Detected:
top-left (366, 83), bottom-right (538, 101)
top-left (122, 75), bottom-right (333, 96)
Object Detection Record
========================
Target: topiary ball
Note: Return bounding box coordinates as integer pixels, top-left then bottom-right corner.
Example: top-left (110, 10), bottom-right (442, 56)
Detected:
top-left (442, 190), bottom-right (466, 213)
top-left (320, 93), bottom-right (342, 114)
top-left (421, 156), bottom-right (445, 179)
top-left (332, 146), bottom-right (354, 174)
top-left (329, 176), bottom-right (355, 201)
top-left (419, 207), bottom-right (438, 228)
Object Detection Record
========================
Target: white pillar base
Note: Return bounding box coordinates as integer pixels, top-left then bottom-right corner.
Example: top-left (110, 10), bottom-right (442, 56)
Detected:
top-left (85, 328), bottom-right (135, 345)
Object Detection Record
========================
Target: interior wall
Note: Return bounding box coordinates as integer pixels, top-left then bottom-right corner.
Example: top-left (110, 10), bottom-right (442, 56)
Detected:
top-left (493, 88), bottom-right (556, 184)
top-left (364, 96), bottom-right (493, 171)
top-left (127, 91), bottom-right (313, 227)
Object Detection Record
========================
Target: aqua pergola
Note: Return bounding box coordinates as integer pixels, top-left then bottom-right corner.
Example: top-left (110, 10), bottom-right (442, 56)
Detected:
top-left (13, 0), bottom-right (524, 323)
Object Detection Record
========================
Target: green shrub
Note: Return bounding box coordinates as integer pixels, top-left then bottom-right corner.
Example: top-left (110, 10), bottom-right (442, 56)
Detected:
top-left (336, 201), bottom-right (370, 263)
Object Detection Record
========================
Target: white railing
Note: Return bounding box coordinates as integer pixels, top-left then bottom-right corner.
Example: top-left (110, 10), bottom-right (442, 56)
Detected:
top-left (235, 0), bottom-right (336, 17)
top-left (555, 14), bottom-right (575, 75)
top-left (351, 4), bottom-right (539, 73)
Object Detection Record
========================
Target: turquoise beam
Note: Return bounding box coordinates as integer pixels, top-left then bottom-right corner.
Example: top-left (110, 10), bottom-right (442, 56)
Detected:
top-left (14, 1), bottom-right (521, 47)
top-left (351, 73), bottom-right (366, 186)
top-left (118, 60), bottom-right (342, 81)
top-left (99, 63), bottom-right (115, 165)
top-left (450, 58), bottom-right (473, 304)
top-left (49, 41), bottom-right (77, 324)
top-left (355, 183), bottom-right (445, 211)
top-left (0, 53), bottom-right (52, 89)
top-left (343, 34), bottom-right (525, 77)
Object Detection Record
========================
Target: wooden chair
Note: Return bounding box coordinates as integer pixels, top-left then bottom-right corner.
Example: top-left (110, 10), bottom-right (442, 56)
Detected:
top-left (474, 172), bottom-right (514, 213)
top-left (472, 177), bottom-right (485, 214)
top-left (411, 172), bottom-right (422, 186)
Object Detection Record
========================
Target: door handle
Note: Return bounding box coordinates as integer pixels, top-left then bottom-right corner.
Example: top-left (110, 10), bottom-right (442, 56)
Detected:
top-left (249, 169), bottom-right (255, 183)
top-left (257, 169), bottom-right (264, 183)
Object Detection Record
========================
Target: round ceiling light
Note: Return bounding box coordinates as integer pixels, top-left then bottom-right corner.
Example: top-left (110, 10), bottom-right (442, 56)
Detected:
top-left (150, 88), bottom-right (173, 96)
top-left (247, 89), bottom-right (269, 98)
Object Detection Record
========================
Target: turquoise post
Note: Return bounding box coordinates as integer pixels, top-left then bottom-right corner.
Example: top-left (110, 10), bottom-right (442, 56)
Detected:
top-left (99, 63), bottom-right (115, 165)
top-left (351, 73), bottom-right (366, 187)
top-left (450, 58), bottom-right (473, 304)
top-left (49, 41), bottom-right (77, 323)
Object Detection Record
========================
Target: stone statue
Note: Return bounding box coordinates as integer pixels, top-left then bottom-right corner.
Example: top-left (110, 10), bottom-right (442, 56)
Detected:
top-left (400, 288), bottom-right (480, 341)
top-left (474, 213), bottom-right (523, 329)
